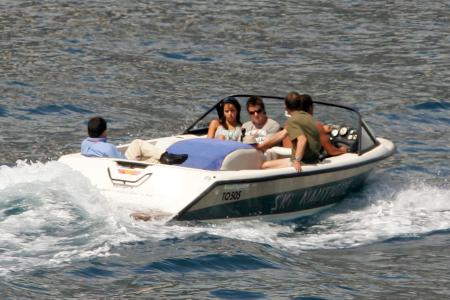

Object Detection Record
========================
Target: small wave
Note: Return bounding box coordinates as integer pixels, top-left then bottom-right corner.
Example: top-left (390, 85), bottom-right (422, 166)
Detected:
top-left (135, 252), bottom-right (276, 274)
top-left (167, 180), bottom-right (450, 252)
top-left (64, 47), bottom-right (86, 55)
top-left (6, 80), bottom-right (33, 88)
top-left (159, 51), bottom-right (214, 62)
top-left (0, 106), bottom-right (8, 117)
top-left (287, 182), bottom-right (450, 251)
top-left (0, 161), bottom-right (138, 276)
top-left (16, 104), bottom-right (93, 116)
top-left (410, 99), bottom-right (450, 111)
top-left (210, 289), bottom-right (265, 299)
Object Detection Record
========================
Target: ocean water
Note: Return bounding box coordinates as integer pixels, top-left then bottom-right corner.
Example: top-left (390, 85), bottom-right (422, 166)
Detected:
top-left (1, 1), bottom-right (449, 299)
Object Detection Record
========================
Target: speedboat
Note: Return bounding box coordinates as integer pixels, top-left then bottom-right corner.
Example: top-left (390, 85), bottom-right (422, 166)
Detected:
top-left (58, 95), bottom-right (395, 222)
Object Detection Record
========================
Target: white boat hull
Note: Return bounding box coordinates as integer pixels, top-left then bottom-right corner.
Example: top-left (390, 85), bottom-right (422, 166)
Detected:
top-left (58, 136), bottom-right (395, 223)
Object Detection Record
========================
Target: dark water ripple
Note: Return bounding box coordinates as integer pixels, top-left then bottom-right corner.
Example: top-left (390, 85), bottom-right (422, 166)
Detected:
top-left (1, 0), bottom-right (450, 298)
top-left (2, 233), bottom-right (449, 299)
top-left (17, 104), bottom-right (93, 115)
top-left (410, 100), bottom-right (450, 111)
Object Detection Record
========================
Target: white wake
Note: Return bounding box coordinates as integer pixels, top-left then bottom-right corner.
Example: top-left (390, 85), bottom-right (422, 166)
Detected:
top-left (1, 161), bottom-right (448, 274)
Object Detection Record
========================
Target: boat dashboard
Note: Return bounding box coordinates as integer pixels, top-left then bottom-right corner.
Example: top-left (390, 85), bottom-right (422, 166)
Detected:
top-left (328, 124), bottom-right (359, 152)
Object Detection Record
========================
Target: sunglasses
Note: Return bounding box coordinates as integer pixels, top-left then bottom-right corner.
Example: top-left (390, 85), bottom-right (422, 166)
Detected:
top-left (248, 108), bottom-right (263, 115)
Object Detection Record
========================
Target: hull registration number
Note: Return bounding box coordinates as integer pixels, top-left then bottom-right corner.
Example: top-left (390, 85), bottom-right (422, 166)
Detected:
top-left (222, 191), bottom-right (242, 201)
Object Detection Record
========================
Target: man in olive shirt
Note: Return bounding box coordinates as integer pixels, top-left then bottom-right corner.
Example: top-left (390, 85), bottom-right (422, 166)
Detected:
top-left (286, 95), bottom-right (321, 164)
top-left (257, 92), bottom-right (321, 172)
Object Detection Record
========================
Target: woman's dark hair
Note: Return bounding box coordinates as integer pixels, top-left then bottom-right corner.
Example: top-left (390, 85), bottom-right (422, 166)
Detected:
top-left (246, 96), bottom-right (266, 114)
top-left (284, 92), bottom-right (313, 112)
top-left (87, 116), bottom-right (107, 138)
top-left (219, 97), bottom-right (242, 129)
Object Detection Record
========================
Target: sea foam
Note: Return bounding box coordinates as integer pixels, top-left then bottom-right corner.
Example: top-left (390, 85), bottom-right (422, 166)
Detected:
top-left (1, 162), bottom-right (448, 274)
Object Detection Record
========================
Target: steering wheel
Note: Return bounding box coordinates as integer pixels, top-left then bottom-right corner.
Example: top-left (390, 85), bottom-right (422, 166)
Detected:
top-left (329, 125), bottom-right (358, 152)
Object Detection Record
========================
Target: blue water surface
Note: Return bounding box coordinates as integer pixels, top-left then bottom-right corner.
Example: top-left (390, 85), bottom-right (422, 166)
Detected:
top-left (0, 0), bottom-right (449, 299)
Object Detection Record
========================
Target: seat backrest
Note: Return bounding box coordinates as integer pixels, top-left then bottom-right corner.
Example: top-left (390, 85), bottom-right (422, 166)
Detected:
top-left (220, 148), bottom-right (264, 170)
top-left (167, 138), bottom-right (256, 170)
top-left (265, 146), bottom-right (291, 159)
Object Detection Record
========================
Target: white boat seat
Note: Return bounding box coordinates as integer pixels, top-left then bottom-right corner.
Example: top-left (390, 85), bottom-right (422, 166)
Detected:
top-left (265, 146), bottom-right (291, 160)
top-left (220, 148), bottom-right (265, 171)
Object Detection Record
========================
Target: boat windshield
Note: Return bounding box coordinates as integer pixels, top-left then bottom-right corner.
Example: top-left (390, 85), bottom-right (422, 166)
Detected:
top-left (184, 95), bottom-right (378, 155)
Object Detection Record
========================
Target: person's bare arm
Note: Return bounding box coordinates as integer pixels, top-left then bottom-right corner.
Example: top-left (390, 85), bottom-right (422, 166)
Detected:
top-left (292, 135), bottom-right (307, 172)
top-left (322, 124), bottom-right (332, 134)
top-left (256, 129), bottom-right (288, 151)
top-left (207, 119), bottom-right (220, 138)
top-left (316, 121), bottom-right (348, 156)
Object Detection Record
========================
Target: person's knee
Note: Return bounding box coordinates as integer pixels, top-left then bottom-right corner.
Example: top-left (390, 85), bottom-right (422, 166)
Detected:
top-left (131, 139), bottom-right (144, 145)
top-left (262, 161), bottom-right (271, 169)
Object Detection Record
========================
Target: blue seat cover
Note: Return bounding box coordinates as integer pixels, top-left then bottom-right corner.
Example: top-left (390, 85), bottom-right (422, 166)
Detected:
top-left (167, 138), bottom-right (253, 170)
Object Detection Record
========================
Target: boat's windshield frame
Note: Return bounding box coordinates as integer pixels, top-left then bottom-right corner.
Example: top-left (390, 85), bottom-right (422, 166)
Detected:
top-left (183, 95), bottom-right (379, 155)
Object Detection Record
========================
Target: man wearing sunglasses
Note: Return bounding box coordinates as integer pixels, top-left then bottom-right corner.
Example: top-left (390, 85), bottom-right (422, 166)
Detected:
top-left (242, 96), bottom-right (280, 144)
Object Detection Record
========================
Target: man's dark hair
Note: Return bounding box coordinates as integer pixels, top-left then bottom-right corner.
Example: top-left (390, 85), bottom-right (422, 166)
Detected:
top-left (87, 116), bottom-right (107, 138)
top-left (285, 92), bottom-right (313, 112)
top-left (246, 96), bottom-right (266, 114)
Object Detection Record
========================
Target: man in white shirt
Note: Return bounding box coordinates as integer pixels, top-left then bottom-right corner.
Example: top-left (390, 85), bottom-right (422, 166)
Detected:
top-left (242, 96), bottom-right (280, 144)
